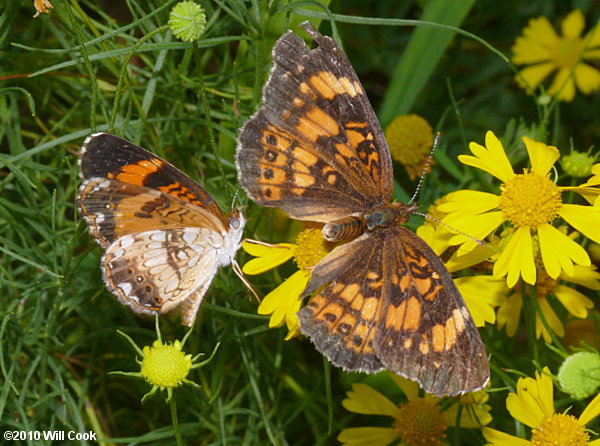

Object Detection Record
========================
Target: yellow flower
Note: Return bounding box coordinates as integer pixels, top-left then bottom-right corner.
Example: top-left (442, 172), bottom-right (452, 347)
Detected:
top-left (438, 131), bottom-right (600, 288)
top-left (242, 228), bottom-right (332, 339)
top-left (385, 114), bottom-right (434, 180)
top-left (338, 374), bottom-right (491, 446)
top-left (416, 205), bottom-right (507, 327)
top-left (512, 10), bottom-right (600, 101)
top-left (496, 258), bottom-right (599, 342)
top-left (483, 367), bottom-right (600, 445)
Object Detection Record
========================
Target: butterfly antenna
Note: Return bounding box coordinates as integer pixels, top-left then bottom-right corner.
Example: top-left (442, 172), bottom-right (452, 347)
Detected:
top-left (230, 186), bottom-right (242, 213)
top-left (231, 259), bottom-right (261, 302)
top-left (408, 132), bottom-right (441, 205)
top-left (413, 212), bottom-right (488, 247)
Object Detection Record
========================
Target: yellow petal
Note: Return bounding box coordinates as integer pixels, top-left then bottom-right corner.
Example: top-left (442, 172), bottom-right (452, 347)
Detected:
top-left (585, 48), bottom-right (600, 59)
top-left (416, 222), bottom-right (454, 256)
top-left (257, 269), bottom-right (308, 329)
top-left (524, 16), bottom-right (560, 47)
top-left (445, 244), bottom-right (495, 273)
top-left (456, 276), bottom-right (506, 326)
top-left (512, 36), bottom-right (552, 64)
top-left (522, 138), bottom-right (559, 176)
top-left (561, 9), bottom-right (585, 39)
top-left (579, 392), bottom-right (600, 426)
top-left (241, 241), bottom-right (295, 275)
top-left (554, 285), bottom-right (593, 318)
top-left (242, 240), bottom-right (295, 257)
top-left (389, 373), bottom-right (420, 400)
top-left (342, 383), bottom-right (402, 417)
top-left (483, 427), bottom-right (531, 446)
top-left (438, 191), bottom-right (501, 218)
top-left (493, 227), bottom-right (536, 287)
top-left (497, 293), bottom-right (522, 337)
top-left (559, 204), bottom-right (600, 244)
top-left (454, 276), bottom-right (507, 327)
top-left (446, 211), bottom-right (505, 254)
top-left (583, 21), bottom-right (600, 48)
top-left (536, 298), bottom-right (564, 340)
top-left (548, 68), bottom-right (576, 101)
top-left (537, 223), bottom-right (590, 279)
top-left (506, 368), bottom-right (553, 427)
top-left (559, 264), bottom-right (600, 289)
top-left (459, 131), bottom-right (515, 183)
top-left (573, 62), bottom-right (600, 94)
top-left (515, 63), bottom-right (556, 91)
top-left (337, 427), bottom-right (399, 446)
top-left (560, 185), bottom-right (600, 205)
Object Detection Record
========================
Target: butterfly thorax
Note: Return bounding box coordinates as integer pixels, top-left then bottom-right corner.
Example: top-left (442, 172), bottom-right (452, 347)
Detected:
top-left (322, 202), bottom-right (419, 243)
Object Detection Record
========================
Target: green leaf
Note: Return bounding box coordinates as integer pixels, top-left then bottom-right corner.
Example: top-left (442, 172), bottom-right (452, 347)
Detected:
top-left (379, 0), bottom-right (477, 126)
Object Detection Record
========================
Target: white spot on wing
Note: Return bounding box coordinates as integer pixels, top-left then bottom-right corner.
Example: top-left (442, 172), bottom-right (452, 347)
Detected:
top-left (150, 231), bottom-right (167, 242)
top-left (118, 282), bottom-right (132, 295)
top-left (119, 235), bottom-right (135, 249)
top-left (182, 230), bottom-right (198, 245)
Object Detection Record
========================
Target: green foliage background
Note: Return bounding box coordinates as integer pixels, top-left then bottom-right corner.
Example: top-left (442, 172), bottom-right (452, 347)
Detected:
top-left (1, 0), bottom-right (598, 444)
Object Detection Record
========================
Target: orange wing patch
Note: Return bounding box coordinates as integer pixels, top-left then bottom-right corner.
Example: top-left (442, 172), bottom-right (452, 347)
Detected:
top-left (296, 107), bottom-right (340, 141)
top-left (108, 159), bottom-right (163, 185)
top-left (308, 71), bottom-right (363, 99)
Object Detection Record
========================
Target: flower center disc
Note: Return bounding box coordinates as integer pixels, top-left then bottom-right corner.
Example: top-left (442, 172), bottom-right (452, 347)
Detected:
top-left (500, 171), bottom-right (562, 227)
top-left (531, 413), bottom-right (589, 446)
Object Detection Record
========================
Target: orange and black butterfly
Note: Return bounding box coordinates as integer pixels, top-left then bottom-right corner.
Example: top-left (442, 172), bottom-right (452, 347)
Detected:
top-left (78, 133), bottom-right (246, 327)
top-left (236, 22), bottom-right (489, 396)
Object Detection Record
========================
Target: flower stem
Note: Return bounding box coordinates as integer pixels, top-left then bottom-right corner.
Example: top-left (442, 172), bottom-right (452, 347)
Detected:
top-left (521, 283), bottom-right (538, 364)
top-left (169, 393), bottom-right (183, 446)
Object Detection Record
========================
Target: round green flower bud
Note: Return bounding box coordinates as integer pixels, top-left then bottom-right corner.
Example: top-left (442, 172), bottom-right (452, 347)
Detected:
top-left (558, 351), bottom-right (600, 399)
top-left (560, 151), bottom-right (595, 178)
top-left (168, 1), bottom-right (206, 42)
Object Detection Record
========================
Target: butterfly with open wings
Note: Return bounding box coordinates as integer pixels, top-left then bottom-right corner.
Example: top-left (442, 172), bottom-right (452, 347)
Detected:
top-left (236, 22), bottom-right (489, 397)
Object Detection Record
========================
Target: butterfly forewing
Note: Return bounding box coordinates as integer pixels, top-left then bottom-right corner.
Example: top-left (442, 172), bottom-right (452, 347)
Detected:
top-left (79, 177), bottom-right (225, 248)
top-left (236, 24), bottom-right (393, 222)
top-left (80, 133), bottom-right (226, 224)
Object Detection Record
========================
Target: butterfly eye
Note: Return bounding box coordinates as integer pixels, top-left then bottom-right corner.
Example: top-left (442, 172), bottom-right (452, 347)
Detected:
top-left (229, 218), bottom-right (240, 229)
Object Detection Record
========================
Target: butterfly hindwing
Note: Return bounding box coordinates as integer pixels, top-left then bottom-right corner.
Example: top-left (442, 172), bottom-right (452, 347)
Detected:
top-left (299, 226), bottom-right (489, 396)
top-left (375, 227), bottom-right (489, 397)
top-left (236, 23), bottom-right (393, 222)
top-left (101, 227), bottom-right (222, 327)
top-left (297, 234), bottom-right (386, 373)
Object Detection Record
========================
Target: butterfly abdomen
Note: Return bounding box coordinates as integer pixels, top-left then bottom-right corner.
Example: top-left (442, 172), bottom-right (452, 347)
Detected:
top-left (322, 215), bottom-right (366, 242)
